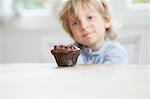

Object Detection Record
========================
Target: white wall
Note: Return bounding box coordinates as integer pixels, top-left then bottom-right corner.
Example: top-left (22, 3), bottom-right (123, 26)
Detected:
top-left (0, 0), bottom-right (2, 63)
top-left (147, 26), bottom-right (150, 64)
top-left (2, 16), bottom-right (72, 63)
top-left (0, 28), bottom-right (2, 63)
top-left (119, 11), bottom-right (149, 64)
top-left (108, 0), bottom-right (150, 64)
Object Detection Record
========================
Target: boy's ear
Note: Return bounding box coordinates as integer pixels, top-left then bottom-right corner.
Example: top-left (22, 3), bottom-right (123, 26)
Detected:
top-left (105, 22), bottom-right (111, 29)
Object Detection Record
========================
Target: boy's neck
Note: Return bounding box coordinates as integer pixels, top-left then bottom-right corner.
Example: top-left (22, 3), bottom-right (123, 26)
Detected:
top-left (89, 39), bottom-right (105, 52)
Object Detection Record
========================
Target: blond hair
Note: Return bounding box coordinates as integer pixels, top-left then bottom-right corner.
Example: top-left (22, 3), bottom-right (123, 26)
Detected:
top-left (59, 0), bottom-right (117, 40)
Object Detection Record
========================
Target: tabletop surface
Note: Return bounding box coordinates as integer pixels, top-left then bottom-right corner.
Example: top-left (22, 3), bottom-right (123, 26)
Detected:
top-left (0, 63), bottom-right (149, 99)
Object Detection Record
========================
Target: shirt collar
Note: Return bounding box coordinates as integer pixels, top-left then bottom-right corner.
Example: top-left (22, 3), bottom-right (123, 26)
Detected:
top-left (74, 41), bottom-right (107, 56)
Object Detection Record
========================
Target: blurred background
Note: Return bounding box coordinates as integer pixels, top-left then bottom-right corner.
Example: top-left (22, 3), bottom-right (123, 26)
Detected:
top-left (0, 0), bottom-right (149, 64)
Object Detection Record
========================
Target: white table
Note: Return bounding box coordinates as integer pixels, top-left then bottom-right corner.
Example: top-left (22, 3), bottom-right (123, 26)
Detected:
top-left (0, 63), bottom-right (149, 99)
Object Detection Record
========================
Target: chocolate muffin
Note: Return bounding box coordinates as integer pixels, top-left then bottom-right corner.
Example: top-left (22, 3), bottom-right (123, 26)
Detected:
top-left (51, 45), bottom-right (80, 67)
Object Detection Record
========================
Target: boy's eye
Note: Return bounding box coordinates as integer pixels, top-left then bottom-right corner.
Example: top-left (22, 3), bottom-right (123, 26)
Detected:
top-left (87, 16), bottom-right (93, 20)
top-left (72, 21), bottom-right (78, 26)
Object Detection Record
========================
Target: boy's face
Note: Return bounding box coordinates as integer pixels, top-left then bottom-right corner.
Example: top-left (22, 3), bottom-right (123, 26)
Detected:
top-left (68, 4), bottom-right (110, 50)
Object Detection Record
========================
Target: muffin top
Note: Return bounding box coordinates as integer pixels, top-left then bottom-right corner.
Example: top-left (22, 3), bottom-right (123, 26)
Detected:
top-left (51, 45), bottom-right (80, 54)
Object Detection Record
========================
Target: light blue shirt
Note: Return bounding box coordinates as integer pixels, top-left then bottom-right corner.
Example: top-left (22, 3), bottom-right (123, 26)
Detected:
top-left (76, 41), bottom-right (128, 64)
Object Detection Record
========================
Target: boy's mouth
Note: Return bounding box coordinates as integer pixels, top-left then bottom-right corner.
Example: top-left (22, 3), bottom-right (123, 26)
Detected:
top-left (82, 32), bottom-right (93, 38)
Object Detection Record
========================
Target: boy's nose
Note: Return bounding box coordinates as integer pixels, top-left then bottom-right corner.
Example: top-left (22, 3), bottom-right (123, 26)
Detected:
top-left (80, 20), bottom-right (89, 31)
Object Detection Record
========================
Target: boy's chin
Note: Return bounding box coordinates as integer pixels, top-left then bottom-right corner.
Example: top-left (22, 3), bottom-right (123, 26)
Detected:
top-left (83, 42), bottom-right (96, 48)
top-left (85, 40), bottom-right (96, 45)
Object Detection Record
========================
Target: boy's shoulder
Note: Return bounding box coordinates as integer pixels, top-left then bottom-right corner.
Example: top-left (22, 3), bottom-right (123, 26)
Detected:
top-left (104, 40), bottom-right (125, 50)
top-left (103, 40), bottom-right (128, 56)
top-left (101, 40), bottom-right (127, 56)
top-left (101, 40), bottom-right (128, 64)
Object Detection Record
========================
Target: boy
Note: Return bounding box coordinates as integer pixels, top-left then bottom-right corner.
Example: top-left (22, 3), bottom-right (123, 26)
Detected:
top-left (59, 0), bottom-right (128, 64)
